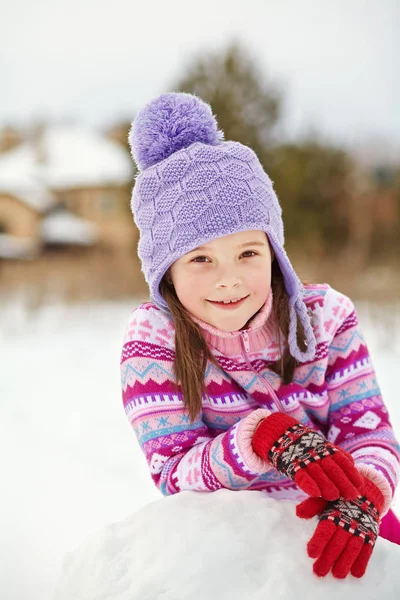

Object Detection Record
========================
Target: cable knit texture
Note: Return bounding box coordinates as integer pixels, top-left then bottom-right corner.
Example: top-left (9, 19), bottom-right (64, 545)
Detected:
top-left (120, 283), bottom-right (400, 507)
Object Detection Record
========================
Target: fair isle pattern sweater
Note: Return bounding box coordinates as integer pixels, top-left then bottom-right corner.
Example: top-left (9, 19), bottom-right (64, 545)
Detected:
top-left (120, 284), bottom-right (400, 516)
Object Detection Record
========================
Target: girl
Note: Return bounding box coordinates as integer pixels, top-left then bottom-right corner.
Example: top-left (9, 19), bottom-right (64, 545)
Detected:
top-left (120, 92), bottom-right (400, 579)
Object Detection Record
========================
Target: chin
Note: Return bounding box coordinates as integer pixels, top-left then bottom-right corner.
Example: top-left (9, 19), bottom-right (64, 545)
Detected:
top-left (214, 318), bottom-right (248, 332)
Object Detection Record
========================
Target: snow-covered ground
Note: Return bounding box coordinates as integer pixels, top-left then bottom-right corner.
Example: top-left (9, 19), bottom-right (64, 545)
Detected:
top-left (1, 294), bottom-right (399, 600)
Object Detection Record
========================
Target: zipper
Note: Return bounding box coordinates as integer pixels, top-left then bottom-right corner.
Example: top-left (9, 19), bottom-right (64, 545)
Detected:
top-left (239, 330), bottom-right (285, 412)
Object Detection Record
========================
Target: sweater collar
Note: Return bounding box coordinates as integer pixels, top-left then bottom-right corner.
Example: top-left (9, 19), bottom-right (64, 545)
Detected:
top-left (191, 289), bottom-right (276, 357)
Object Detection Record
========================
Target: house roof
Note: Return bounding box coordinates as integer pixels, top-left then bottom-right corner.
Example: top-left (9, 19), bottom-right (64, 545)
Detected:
top-left (0, 145), bottom-right (55, 212)
top-left (0, 124), bottom-right (134, 211)
top-left (41, 210), bottom-right (99, 246)
top-left (35, 125), bottom-right (134, 189)
top-left (0, 234), bottom-right (39, 259)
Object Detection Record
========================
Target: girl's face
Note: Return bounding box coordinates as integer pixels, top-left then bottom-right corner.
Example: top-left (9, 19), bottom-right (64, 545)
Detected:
top-left (168, 230), bottom-right (274, 332)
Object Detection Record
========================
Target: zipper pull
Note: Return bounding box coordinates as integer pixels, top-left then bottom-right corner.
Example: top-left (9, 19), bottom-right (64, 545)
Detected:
top-left (240, 331), bottom-right (251, 353)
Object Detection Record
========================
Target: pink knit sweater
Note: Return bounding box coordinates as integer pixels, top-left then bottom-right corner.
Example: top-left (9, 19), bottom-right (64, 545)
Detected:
top-left (120, 283), bottom-right (400, 516)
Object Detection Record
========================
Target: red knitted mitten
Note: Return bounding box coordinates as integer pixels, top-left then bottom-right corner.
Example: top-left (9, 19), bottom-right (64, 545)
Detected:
top-left (296, 476), bottom-right (385, 578)
top-left (252, 412), bottom-right (363, 501)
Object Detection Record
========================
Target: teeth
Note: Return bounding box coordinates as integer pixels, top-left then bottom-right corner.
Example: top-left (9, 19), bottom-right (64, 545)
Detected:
top-left (209, 297), bottom-right (245, 304)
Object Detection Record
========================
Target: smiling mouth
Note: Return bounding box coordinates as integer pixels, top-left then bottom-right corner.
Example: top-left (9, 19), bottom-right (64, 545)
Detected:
top-left (207, 295), bottom-right (249, 306)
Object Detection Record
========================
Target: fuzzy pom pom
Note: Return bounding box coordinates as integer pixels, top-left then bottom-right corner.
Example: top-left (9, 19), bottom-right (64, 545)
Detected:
top-left (129, 92), bottom-right (224, 171)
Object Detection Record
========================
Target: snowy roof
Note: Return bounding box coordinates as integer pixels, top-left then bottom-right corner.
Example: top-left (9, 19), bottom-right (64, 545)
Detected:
top-left (41, 210), bottom-right (99, 246)
top-left (0, 124), bottom-right (134, 211)
top-left (35, 125), bottom-right (134, 189)
top-left (0, 234), bottom-right (39, 259)
top-left (0, 146), bottom-right (56, 212)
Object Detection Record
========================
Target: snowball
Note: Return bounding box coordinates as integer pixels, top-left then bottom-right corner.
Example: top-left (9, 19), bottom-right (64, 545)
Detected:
top-left (54, 489), bottom-right (400, 599)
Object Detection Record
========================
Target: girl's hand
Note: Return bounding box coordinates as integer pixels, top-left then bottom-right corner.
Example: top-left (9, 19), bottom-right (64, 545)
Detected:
top-left (252, 412), bottom-right (363, 501)
top-left (295, 477), bottom-right (385, 578)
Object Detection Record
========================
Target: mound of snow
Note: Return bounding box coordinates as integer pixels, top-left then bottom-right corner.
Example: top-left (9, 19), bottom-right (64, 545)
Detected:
top-left (54, 489), bottom-right (400, 600)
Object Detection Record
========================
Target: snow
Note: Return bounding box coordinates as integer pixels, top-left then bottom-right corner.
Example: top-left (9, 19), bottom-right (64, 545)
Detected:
top-left (0, 295), bottom-right (399, 600)
top-left (53, 489), bottom-right (400, 600)
top-left (0, 233), bottom-right (39, 259)
top-left (0, 144), bottom-right (55, 212)
top-left (41, 210), bottom-right (99, 245)
top-left (36, 126), bottom-right (133, 190)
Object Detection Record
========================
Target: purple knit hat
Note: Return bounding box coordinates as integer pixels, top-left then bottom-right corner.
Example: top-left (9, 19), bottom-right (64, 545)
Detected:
top-left (128, 92), bottom-right (316, 362)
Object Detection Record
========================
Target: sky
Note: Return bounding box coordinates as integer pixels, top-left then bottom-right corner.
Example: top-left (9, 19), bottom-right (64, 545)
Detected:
top-left (1, 0), bottom-right (399, 156)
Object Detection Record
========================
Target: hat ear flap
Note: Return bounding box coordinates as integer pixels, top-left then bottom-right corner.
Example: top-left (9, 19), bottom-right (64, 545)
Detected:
top-left (288, 297), bottom-right (316, 363)
top-left (268, 231), bottom-right (316, 363)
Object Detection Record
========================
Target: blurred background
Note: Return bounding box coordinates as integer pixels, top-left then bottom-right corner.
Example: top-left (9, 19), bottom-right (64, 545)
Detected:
top-left (1, 1), bottom-right (399, 599)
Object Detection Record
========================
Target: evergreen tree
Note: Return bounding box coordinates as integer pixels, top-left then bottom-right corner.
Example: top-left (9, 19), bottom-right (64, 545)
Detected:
top-left (173, 41), bottom-right (282, 165)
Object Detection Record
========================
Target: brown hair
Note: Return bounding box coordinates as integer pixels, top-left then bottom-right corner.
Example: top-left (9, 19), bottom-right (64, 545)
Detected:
top-left (159, 259), bottom-right (307, 424)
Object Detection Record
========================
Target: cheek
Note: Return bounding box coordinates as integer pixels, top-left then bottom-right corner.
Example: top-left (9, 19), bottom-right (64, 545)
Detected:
top-left (174, 272), bottom-right (206, 302)
top-left (179, 270), bottom-right (209, 287)
top-left (246, 264), bottom-right (271, 287)
top-left (251, 279), bottom-right (271, 296)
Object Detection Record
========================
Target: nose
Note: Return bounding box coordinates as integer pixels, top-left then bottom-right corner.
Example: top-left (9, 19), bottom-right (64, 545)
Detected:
top-left (216, 273), bottom-right (242, 289)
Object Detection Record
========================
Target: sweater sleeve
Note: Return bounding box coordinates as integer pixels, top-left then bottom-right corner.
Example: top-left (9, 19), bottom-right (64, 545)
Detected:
top-left (120, 304), bottom-right (272, 496)
top-left (324, 289), bottom-right (400, 516)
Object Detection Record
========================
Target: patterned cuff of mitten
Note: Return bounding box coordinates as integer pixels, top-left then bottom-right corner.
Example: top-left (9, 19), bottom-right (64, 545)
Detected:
top-left (356, 464), bottom-right (393, 518)
top-left (236, 408), bottom-right (273, 474)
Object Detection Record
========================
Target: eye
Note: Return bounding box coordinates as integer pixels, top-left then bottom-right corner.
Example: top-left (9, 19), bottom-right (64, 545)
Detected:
top-left (191, 256), bottom-right (210, 263)
top-left (191, 251), bottom-right (257, 263)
